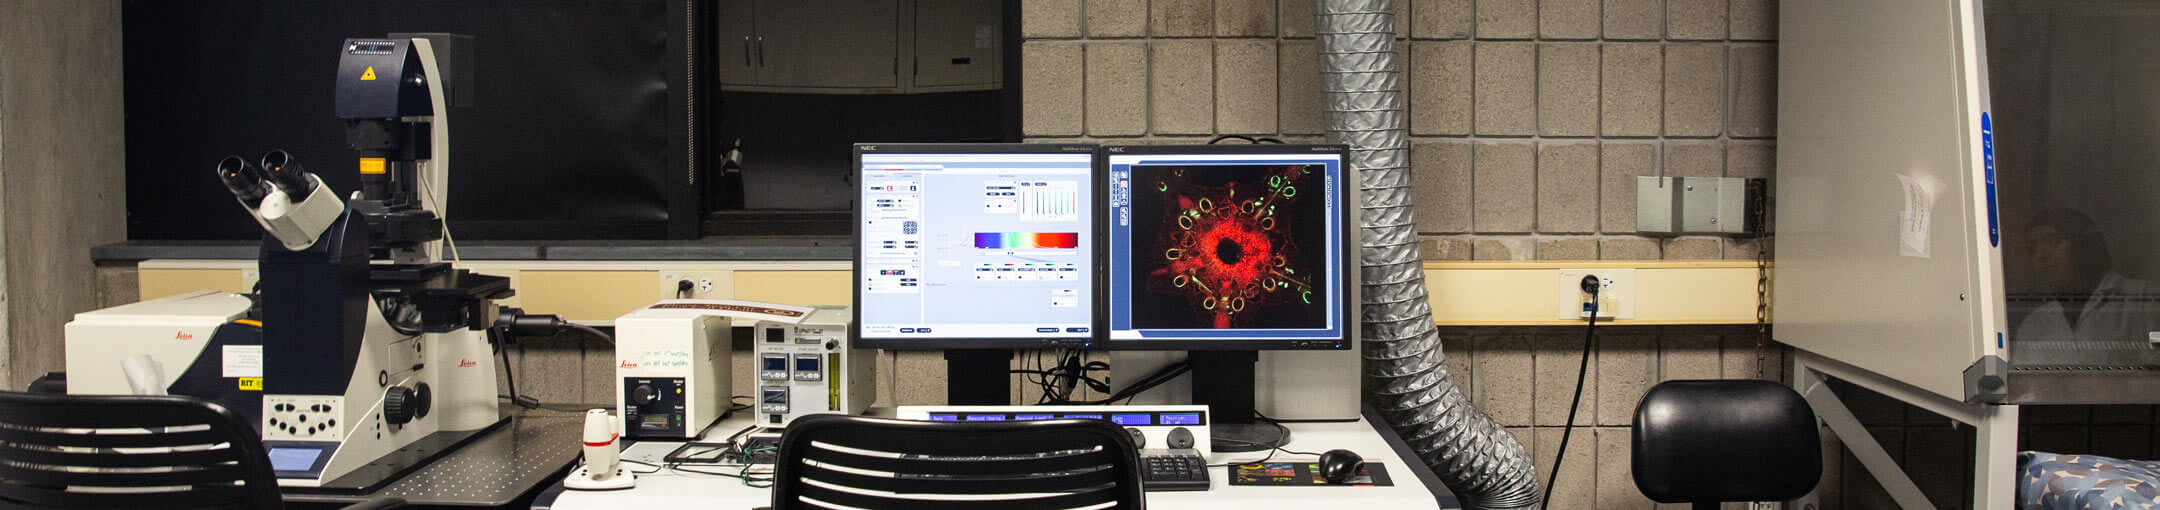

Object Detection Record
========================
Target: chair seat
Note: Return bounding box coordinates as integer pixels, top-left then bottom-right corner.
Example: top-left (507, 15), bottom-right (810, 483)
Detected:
top-left (2020, 451), bottom-right (2160, 509)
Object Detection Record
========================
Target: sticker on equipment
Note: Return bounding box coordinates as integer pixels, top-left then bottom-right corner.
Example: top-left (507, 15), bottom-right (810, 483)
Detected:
top-left (223, 345), bottom-right (263, 378)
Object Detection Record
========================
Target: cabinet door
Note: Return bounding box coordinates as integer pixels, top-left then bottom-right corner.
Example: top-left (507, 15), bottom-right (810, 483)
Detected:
top-left (716, 0), bottom-right (759, 86)
top-left (912, 0), bottom-right (1002, 89)
top-left (754, 0), bottom-right (901, 91)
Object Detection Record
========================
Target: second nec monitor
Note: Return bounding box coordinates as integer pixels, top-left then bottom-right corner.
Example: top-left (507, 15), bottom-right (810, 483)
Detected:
top-left (1103, 145), bottom-right (1351, 350)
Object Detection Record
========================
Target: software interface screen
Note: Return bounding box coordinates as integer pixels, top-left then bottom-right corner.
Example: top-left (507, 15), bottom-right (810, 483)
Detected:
top-left (860, 151), bottom-right (1096, 339)
top-left (1106, 152), bottom-right (1345, 342)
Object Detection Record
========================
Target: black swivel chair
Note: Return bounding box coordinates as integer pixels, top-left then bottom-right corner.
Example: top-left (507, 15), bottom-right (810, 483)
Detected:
top-left (1631, 379), bottom-right (1822, 510)
top-left (770, 414), bottom-right (1147, 510)
top-left (0, 390), bottom-right (404, 510)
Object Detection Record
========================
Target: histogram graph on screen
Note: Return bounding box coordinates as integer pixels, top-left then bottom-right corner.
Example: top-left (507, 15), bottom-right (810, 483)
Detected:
top-left (1020, 181), bottom-right (1080, 222)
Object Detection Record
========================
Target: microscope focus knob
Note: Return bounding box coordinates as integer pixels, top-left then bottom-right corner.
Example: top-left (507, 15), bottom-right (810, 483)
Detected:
top-left (630, 385), bottom-right (656, 406)
top-left (384, 385), bottom-right (429, 425)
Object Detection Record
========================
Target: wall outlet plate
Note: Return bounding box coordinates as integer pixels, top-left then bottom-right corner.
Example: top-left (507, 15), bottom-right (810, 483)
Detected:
top-left (1556, 269), bottom-right (1637, 320)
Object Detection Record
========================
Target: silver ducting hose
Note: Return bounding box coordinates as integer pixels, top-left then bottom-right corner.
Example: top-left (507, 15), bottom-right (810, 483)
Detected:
top-left (1313, 1), bottom-right (1544, 508)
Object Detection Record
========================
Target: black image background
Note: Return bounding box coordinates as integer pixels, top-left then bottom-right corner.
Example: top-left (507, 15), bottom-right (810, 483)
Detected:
top-left (1126, 164), bottom-right (1331, 330)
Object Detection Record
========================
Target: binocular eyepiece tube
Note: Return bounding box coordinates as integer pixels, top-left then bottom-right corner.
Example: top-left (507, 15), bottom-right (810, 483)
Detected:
top-left (215, 156), bottom-right (272, 204)
top-left (260, 150), bottom-right (319, 199)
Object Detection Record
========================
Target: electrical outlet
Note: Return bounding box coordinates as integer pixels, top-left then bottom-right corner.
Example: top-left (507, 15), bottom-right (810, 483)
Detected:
top-left (660, 271), bottom-right (730, 300)
top-left (1556, 269), bottom-right (1637, 320)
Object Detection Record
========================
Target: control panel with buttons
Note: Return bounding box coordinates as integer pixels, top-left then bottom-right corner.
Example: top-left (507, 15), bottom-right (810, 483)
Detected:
top-left (753, 306), bottom-right (874, 428)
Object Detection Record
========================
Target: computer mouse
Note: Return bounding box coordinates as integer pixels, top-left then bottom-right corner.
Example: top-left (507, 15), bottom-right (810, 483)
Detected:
top-left (1317, 449), bottom-right (1364, 484)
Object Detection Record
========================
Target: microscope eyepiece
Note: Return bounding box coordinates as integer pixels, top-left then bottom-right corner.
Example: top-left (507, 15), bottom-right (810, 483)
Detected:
top-left (260, 150), bottom-right (317, 198)
top-left (216, 156), bottom-right (272, 204)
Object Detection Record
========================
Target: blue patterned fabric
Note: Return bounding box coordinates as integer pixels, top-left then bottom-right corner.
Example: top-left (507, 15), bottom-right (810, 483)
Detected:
top-left (2022, 451), bottom-right (2160, 510)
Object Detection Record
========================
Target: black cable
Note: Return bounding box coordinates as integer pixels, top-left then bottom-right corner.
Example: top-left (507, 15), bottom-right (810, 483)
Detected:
top-left (566, 323), bottom-right (614, 344)
top-left (1544, 277), bottom-right (1602, 506)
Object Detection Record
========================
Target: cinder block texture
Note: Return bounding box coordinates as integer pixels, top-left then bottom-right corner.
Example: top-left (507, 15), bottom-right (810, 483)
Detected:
top-left (1538, 238), bottom-right (1599, 260)
top-left (1598, 428), bottom-right (1658, 507)
top-left (1150, 40), bottom-right (1215, 134)
top-left (1664, 237), bottom-right (1723, 259)
top-left (1665, 140), bottom-right (1725, 176)
top-left (1539, 43), bottom-right (1601, 137)
top-left (1277, 40), bottom-right (1324, 135)
top-left (1023, 42), bottom-right (1085, 136)
top-left (1414, 140), bottom-right (1474, 233)
top-left (1535, 335), bottom-right (1598, 425)
top-left (1543, 0), bottom-right (1601, 40)
top-left (1215, 0), bottom-right (1276, 36)
top-left (1216, 40), bottom-right (1279, 134)
top-left (1603, 0), bottom-right (1662, 40)
top-left (1088, 0), bottom-right (1148, 37)
top-left (1474, 336), bottom-right (1535, 426)
top-left (1664, 43), bottom-right (1727, 137)
top-left (1476, 238), bottom-right (1530, 260)
top-left (1596, 335), bottom-right (1657, 425)
top-left (1086, 41), bottom-right (1148, 136)
top-left (1536, 428), bottom-right (1598, 509)
top-left (1661, 334), bottom-right (1722, 380)
top-left (1667, 0), bottom-right (1728, 40)
top-left (1280, 0), bottom-right (1316, 38)
top-left (1600, 142), bottom-right (1657, 233)
top-left (1475, 43), bottom-right (1537, 136)
top-left (1153, 0), bottom-right (1214, 37)
top-left (1477, 0), bottom-right (1538, 39)
top-left (1601, 237), bottom-right (1661, 259)
top-left (1411, 41), bottom-right (1474, 135)
top-left (1733, 45), bottom-right (1777, 137)
top-left (1602, 43), bottom-right (1662, 136)
top-left (1474, 142), bottom-right (1537, 233)
top-left (1023, 0), bottom-right (1084, 38)
top-left (1423, 237), bottom-right (1475, 261)
top-left (1538, 142), bottom-right (1600, 233)
top-left (1413, 0), bottom-right (1474, 39)
top-left (1731, 0), bottom-right (1776, 41)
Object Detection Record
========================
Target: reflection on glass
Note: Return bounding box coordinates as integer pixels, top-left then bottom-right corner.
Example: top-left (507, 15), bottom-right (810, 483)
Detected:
top-left (1989, 2), bottom-right (2160, 366)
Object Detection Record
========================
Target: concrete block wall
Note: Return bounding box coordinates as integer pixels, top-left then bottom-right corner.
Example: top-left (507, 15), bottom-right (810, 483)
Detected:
top-left (1019, 2), bottom-right (1826, 508)
top-left (1021, 0), bottom-right (1778, 262)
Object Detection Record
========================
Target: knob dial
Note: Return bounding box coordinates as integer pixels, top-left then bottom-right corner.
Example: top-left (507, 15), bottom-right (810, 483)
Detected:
top-left (631, 385), bottom-right (656, 405)
top-left (1125, 427), bottom-right (1146, 449)
top-left (384, 386), bottom-right (419, 425)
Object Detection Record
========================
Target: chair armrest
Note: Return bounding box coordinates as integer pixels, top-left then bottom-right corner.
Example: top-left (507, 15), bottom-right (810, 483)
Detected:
top-left (337, 496), bottom-right (409, 510)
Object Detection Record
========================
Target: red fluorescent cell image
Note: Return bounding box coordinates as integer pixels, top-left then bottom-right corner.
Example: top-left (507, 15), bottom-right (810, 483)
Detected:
top-left (1130, 164), bottom-right (1326, 330)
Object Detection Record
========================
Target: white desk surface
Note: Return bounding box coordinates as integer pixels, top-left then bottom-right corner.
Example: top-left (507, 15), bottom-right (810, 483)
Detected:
top-left (538, 407), bottom-right (1458, 509)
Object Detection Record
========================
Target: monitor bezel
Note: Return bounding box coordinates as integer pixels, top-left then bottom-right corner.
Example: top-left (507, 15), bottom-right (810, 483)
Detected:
top-left (1096, 143), bottom-right (1355, 351)
top-left (852, 143), bottom-right (1106, 351)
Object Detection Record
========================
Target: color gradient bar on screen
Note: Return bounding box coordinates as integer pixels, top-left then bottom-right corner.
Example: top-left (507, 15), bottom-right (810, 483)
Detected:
top-left (973, 232), bottom-right (1079, 249)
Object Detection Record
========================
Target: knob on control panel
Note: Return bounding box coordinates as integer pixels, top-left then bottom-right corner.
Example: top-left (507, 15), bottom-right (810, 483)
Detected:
top-left (631, 385), bottom-right (655, 405)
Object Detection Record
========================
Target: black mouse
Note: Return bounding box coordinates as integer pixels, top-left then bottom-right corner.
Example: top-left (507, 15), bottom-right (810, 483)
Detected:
top-left (1317, 449), bottom-right (1364, 484)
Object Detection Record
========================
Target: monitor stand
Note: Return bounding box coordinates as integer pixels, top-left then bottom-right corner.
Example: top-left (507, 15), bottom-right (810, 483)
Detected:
top-left (1189, 351), bottom-right (1282, 453)
top-left (944, 349), bottom-right (1014, 405)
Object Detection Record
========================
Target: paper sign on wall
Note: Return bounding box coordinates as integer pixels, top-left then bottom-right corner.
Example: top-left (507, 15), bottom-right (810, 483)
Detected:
top-left (1897, 174), bottom-right (1938, 258)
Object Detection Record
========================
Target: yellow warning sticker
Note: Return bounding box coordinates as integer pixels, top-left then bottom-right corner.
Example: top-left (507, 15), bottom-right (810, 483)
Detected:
top-left (361, 66), bottom-right (377, 81)
top-left (359, 157), bottom-right (386, 175)
top-left (239, 377), bottom-right (263, 391)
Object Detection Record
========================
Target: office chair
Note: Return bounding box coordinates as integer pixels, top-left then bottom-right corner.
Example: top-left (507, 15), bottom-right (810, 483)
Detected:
top-left (1632, 379), bottom-right (1821, 510)
top-left (770, 414), bottom-right (1146, 509)
top-left (0, 390), bottom-right (404, 510)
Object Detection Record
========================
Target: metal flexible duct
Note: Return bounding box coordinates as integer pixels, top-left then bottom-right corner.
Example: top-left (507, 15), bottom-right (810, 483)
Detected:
top-left (1313, 1), bottom-right (1543, 508)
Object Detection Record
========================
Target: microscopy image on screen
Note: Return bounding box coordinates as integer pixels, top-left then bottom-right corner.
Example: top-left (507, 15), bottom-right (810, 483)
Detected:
top-left (1127, 164), bottom-right (1328, 330)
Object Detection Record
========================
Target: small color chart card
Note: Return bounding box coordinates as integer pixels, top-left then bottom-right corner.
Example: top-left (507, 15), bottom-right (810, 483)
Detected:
top-left (1230, 462), bottom-right (1393, 486)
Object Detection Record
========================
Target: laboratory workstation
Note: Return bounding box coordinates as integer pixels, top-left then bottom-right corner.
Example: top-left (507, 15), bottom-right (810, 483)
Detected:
top-left (9, 0), bottom-right (2160, 509)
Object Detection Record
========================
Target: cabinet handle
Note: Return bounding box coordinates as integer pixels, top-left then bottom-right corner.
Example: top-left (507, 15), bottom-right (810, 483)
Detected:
top-left (742, 36), bottom-right (752, 67)
top-left (756, 36), bottom-right (765, 67)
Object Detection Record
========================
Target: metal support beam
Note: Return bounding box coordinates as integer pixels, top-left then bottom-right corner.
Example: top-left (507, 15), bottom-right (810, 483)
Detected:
top-left (1795, 363), bottom-right (1938, 510)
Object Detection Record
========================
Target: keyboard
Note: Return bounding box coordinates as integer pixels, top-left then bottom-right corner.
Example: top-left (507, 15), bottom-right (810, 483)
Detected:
top-left (1141, 449), bottom-right (1209, 491)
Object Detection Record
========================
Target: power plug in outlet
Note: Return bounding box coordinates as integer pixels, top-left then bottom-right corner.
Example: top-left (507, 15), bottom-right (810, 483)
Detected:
top-left (1556, 269), bottom-right (1637, 320)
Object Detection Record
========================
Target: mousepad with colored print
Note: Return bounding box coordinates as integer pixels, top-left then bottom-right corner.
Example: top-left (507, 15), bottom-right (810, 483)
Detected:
top-left (1229, 462), bottom-right (1393, 486)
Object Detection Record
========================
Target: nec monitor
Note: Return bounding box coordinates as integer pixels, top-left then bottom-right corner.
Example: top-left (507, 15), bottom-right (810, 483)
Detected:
top-left (1101, 144), bottom-right (1352, 351)
top-left (853, 144), bottom-right (1101, 350)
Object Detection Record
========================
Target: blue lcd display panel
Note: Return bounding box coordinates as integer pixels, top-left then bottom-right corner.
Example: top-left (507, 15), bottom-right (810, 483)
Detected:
top-left (1110, 414), bottom-right (1152, 426)
top-left (1104, 147), bottom-right (1350, 350)
top-left (963, 415), bottom-right (1006, 421)
top-left (1064, 414), bottom-right (1103, 419)
top-left (1160, 413), bottom-right (1202, 425)
top-left (269, 447), bottom-right (324, 472)
top-left (1014, 414), bottom-right (1055, 421)
top-left (927, 414), bottom-right (960, 422)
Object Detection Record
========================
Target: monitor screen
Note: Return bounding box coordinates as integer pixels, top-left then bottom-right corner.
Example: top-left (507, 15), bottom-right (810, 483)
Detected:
top-left (1103, 146), bottom-right (1351, 350)
top-left (855, 144), bottom-right (1101, 349)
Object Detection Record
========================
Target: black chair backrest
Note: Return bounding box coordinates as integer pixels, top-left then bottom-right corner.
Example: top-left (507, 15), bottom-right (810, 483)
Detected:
top-left (771, 414), bottom-right (1145, 510)
top-left (1632, 379), bottom-right (1821, 506)
top-left (0, 390), bottom-right (283, 509)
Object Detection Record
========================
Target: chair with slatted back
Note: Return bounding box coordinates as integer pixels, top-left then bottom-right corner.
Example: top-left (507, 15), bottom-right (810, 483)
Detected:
top-left (0, 390), bottom-right (405, 510)
top-left (770, 413), bottom-right (1146, 510)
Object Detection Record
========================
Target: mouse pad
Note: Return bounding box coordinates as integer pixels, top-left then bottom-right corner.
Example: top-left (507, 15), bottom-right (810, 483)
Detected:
top-left (1229, 462), bottom-right (1394, 486)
